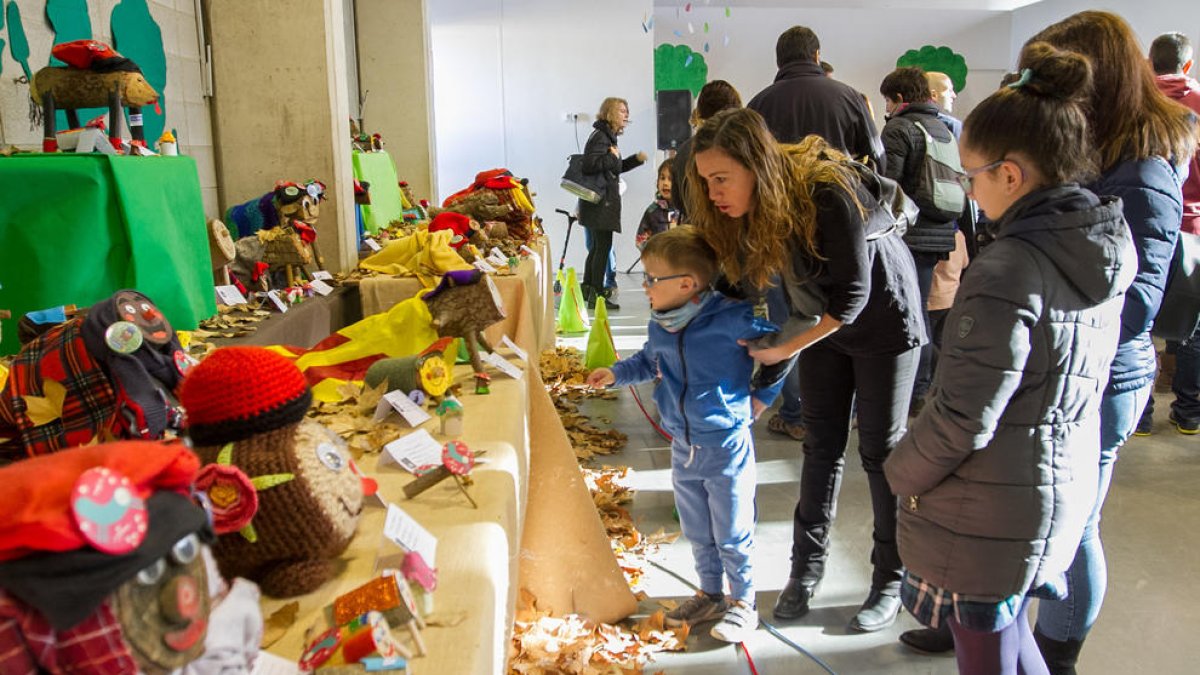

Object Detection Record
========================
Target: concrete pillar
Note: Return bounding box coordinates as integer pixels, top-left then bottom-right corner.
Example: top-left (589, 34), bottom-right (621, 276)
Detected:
top-left (207, 0), bottom-right (357, 271)
top-left (354, 0), bottom-right (436, 203)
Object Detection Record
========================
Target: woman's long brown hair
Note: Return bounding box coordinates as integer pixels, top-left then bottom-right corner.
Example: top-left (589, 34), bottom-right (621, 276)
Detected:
top-left (1032, 11), bottom-right (1198, 170)
top-left (684, 108), bottom-right (862, 289)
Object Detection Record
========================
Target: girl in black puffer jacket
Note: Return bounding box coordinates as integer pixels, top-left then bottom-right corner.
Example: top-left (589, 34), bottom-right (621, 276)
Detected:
top-left (884, 43), bottom-right (1136, 674)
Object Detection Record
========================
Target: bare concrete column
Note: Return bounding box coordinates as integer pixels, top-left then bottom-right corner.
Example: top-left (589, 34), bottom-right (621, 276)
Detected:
top-left (207, 0), bottom-right (357, 271)
top-left (354, 0), bottom-right (436, 202)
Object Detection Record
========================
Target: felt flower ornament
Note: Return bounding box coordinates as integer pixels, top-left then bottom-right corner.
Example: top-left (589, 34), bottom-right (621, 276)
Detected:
top-left (199, 443), bottom-right (294, 542)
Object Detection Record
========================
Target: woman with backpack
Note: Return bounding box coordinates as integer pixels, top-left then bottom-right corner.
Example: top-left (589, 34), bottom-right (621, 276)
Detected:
top-left (884, 42), bottom-right (1137, 674)
top-left (686, 107), bottom-right (925, 633)
top-left (879, 66), bottom-right (965, 416)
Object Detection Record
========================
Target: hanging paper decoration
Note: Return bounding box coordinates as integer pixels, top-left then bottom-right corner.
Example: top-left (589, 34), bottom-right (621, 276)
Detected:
top-left (687, 22), bottom-right (694, 34)
top-left (704, 42), bottom-right (710, 53)
top-left (704, 22), bottom-right (709, 33)
top-left (673, 29), bottom-right (683, 38)
top-left (685, 2), bottom-right (692, 11)
top-left (684, 54), bottom-right (693, 68)
top-left (723, 34), bottom-right (730, 47)
top-left (725, 7), bottom-right (732, 18)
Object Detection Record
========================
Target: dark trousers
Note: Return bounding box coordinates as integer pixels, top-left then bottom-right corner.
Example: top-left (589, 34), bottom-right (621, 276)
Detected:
top-left (792, 342), bottom-right (919, 590)
top-left (950, 604), bottom-right (1049, 675)
top-left (583, 227), bottom-right (613, 291)
top-left (911, 251), bottom-right (939, 400)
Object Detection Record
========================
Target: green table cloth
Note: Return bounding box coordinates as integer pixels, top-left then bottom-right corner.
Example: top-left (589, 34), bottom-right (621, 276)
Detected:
top-left (0, 154), bottom-right (216, 355)
top-left (351, 150), bottom-right (406, 234)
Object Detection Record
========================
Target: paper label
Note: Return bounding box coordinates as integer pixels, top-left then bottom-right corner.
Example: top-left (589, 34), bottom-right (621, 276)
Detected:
top-left (309, 278), bottom-right (334, 296)
top-left (384, 503), bottom-right (438, 567)
top-left (473, 259), bottom-right (498, 274)
top-left (482, 351), bottom-right (524, 380)
top-left (382, 429), bottom-right (444, 475)
top-left (266, 290), bottom-right (288, 313)
top-left (312, 270), bottom-right (334, 280)
top-left (490, 247), bottom-right (506, 260)
top-left (500, 335), bottom-right (528, 363)
top-left (365, 238), bottom-right (383, 251)
top-left (374, 390), bottom-right (432, 427)
top-left (214, 284), bottom-right (248, 306)
top-left (250, 651), bottom-right (302, 675)
top-left (520, 244), bottom-right (542, 268)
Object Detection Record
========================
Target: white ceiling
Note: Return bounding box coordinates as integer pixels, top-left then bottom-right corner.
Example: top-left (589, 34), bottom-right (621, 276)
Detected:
top-left (653, 0), bottom-right (1045, 11)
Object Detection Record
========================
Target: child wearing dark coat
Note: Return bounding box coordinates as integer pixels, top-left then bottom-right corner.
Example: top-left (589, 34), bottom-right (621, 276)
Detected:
top-left (635, 160), bottom-right (679, 248)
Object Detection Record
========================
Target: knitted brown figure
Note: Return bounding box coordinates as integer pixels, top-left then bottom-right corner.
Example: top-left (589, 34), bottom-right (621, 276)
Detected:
top-left (179, 347), bottom-right (364, 598)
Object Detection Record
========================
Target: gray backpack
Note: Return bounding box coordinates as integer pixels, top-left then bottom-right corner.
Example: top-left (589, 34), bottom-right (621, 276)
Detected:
top-left (912, 119), bottom-right (966, 223)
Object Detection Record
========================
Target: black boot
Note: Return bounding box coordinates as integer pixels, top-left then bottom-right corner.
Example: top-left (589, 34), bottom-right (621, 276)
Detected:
top-left (773, 577), bottom-right (820, 620)
top-left (849, 588), bottom-right (901, 632)
top-left (1034, 630), bottom-right (1084, 675)
top-left (899, 624), bottom-right (954, 653)
top-left (580, 283), bottom-right (596, 306)
top-left (597, 288), bottom-right (620, 310)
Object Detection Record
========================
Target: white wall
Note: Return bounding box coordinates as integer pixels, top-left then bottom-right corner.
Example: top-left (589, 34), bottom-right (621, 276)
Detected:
top-left (430, 1), bottom-right (656, 278)
top-left (653, 6), bottom-right (1014, 132)
top-left (1010, 0), bottom-right (1200, 59)
top-left (0, 0), bottom-right (218, 217)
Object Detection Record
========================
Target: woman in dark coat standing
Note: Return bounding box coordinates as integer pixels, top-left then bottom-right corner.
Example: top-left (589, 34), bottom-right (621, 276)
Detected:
top-left (688, 108), bottom-right (926, 633)
top-left (884, 43), bottom-right (1136, 674)
top-left (579, 97), bottom-right (646, 309)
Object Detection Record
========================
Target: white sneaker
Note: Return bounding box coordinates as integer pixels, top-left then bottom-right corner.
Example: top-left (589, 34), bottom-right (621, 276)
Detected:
top-left (710, 600), bottom-right (759, 643)
top-left (665, 592), bottom-right (728, 627)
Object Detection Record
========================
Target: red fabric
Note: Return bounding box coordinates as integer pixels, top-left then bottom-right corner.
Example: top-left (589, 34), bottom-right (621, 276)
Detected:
top-left (1154, 74), bottom-right (1200, 234)
top-left (292, 222), bottom-right (317, 244)
top-left (0, 442), bottom-right (198, 562)
top-left (50, 41), bottom-right (119, 70)
top-left (441, 168), bottom-right (514, 206)
top-left (179, 347), bottom-right (308, 428)
top-left (0, 592), bottom-right (135, 675)
top-left (428, 212), bottom-right (470, 238)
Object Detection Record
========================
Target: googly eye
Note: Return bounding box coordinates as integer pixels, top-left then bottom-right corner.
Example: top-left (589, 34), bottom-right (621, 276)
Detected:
top-left (316, 442), bottom-right (346, 472)
top-left (171, 534), bottom-right (200, 564)
top-left (284, 186), bottom-right (300, 198)
top-left (123, 304), bottom-right (137, 315)
top-left (137, 558), bottom-right (167, 585)
top-left (140, 303), bottom-right (151, 312)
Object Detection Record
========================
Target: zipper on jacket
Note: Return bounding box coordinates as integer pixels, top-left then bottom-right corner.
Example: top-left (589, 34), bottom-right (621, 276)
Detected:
top-left (907, 495), bottom-right (919, 512)
top-left (677, 326), bottom-right (692, 448)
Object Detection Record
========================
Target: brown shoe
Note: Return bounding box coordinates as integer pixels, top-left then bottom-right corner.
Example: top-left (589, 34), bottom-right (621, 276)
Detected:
top-left (767, 414), bottom-right (805, 440)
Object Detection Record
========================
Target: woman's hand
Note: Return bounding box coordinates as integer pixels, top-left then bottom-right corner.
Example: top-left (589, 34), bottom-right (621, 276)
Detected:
top-left (586, 367), bottom-right (615, 388)
top-left (636, 151), bottom-right (648, 163)
top-left (751, 398), bottom-right (768, 420)
top-left (740, 340), bottom-right (794, 366)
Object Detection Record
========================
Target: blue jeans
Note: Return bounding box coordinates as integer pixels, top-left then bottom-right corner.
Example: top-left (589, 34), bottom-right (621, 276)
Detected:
top-left (1035, 384), bottom-right (1152, 641)
top-left (584, 228), bottom-right (617, 289)
top-left (1172, 325), bottom-right (1200, 422)
top-left (765, 283), bottom-right (802, 424)
top-left (672, 430), bottom-right (757, 603)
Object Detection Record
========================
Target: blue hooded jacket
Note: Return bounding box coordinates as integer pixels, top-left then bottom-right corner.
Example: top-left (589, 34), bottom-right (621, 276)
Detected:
top-left (611, 292), bottom-right (783, 448)
top-left (1089, 157), bottom-right (1184, 393)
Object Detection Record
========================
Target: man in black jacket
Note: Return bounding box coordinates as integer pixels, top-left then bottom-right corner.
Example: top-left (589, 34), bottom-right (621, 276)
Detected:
top-left (747, 26), bottom-right (884, 170)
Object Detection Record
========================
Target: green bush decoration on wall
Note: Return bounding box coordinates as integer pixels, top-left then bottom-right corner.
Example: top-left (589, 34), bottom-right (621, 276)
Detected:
top-left (897, 45), bottom-right (968, 93)
top-left (655, 43), bottom-right (707, 95)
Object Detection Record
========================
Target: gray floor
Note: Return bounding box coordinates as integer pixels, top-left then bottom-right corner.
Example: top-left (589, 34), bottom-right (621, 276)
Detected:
top-left (561, 270), bottom-right (1199, 674)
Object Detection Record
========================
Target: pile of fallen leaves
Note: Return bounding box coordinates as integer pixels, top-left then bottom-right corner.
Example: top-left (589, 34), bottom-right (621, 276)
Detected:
top-left (306, 380), bottom-right (406, 458)
top-left (183, 305), bottom-right (272, 359)
top-left (539, 347), bottom-right (627, 462)
top-left (583, 467), bottom-right (680, 595)
top-left (509, 592), bottom-right (688, 675)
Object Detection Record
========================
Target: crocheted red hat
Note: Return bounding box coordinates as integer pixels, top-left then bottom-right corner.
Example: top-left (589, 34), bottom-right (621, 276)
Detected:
top-left (179, 347), bottom-right (311, 446)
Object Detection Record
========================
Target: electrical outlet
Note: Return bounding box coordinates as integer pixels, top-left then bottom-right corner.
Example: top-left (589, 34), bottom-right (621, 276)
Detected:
top-left (563, 112), bottom-right (589, 123)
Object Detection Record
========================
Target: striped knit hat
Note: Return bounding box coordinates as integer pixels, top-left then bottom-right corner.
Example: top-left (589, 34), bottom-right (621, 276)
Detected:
top-left (179, 347), bottom-right (312, 446)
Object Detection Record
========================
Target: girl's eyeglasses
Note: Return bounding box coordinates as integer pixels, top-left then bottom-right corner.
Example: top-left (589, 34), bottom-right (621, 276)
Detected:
top-left (956, 159), bottom-right (1008, 192)
top-left (642, 272), bottom-right (690, 287)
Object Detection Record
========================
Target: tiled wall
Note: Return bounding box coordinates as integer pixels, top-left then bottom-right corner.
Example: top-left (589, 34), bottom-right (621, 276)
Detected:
top-left (0, 0), bottom-right (218, 218)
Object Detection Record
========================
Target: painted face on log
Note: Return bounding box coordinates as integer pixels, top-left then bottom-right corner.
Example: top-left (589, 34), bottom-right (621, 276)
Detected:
top-left (114, 290), bottom-right (173, 345)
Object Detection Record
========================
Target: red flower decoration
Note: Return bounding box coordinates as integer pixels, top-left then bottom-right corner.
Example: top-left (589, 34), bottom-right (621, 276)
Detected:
top-left (195, 464), bottom-right (259, 534)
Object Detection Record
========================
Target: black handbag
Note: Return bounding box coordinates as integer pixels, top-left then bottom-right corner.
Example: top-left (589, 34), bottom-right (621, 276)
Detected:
top-left (1153, 231), bottom-right (1200, 342)
top-left (560, 153), bottom-right (606, 204)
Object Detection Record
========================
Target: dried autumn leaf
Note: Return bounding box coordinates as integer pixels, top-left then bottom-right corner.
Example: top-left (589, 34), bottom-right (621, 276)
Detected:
top-left (260, 601), bottom-right (299, 648)
top-left (23, 379), bottom-right (67, 426)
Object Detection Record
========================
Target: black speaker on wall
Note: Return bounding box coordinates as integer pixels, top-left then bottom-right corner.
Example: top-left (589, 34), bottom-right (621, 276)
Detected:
top-left (657, 89), bottom-right (692, 151)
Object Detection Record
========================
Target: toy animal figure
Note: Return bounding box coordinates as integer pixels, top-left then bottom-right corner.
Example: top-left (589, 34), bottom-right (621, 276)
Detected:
top-left (0, 290), bottom-right (193, 464)
top-left (180, 347), bottom-right (365, 598)
top-left (0, 442), bottom-right (218, 675)
top-left (440, 169), bottom-right (537, 241)
top-left (225, 181), bottom-right (327, 289)
top-left (31, 40), bottom-right (159, 151)
top-left (421, 270), bottom-right (507, 379)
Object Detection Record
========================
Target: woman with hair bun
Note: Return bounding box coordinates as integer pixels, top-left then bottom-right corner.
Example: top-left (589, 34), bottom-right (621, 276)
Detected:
top-left (884, 42), bottom-right (1137, 673)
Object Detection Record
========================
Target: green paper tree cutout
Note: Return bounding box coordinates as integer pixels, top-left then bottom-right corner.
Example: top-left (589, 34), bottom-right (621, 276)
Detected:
top-left (1, 2), bottom-right (6, 77)
top-left (6, 1), bottom-right (32, 81)
top-left (112, 0), bottom-right (168, 144)
top-left (655, 43), bottom-right (707, 95)
top-left (896, 45), bottom-right (968, 93)
top-left (46, 0), bottom-right (99, 128)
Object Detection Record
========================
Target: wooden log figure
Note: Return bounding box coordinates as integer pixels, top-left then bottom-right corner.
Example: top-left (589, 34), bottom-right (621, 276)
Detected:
top-left (421, 270), bottom-right (506, 377)
top-left (31, 40), bottom-right (159, 151)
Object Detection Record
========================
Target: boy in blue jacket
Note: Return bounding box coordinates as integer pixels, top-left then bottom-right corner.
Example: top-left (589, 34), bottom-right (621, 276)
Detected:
top-left (586, 227), bottom-right (784, 643)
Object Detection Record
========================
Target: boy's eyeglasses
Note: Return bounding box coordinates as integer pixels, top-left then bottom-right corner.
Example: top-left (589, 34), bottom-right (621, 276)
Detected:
top-left (956, 159), bottom-right (1008, 192)
top-left (642, 272), bottom-right (690, 287)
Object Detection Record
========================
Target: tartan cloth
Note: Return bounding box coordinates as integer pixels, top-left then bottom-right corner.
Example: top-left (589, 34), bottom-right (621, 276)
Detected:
top-left (0, 591), bottom-right (135, 675)
top-left (0, 319), bottom-right (118, 462)
top-left (901, 569), bottom-right (1067, 633)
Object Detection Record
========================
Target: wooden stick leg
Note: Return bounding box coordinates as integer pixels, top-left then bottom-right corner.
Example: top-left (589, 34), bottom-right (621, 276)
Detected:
top-left (407, 619), bottom-right (427, 656)
top-left (453, 475), bottom-right (478, 509)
